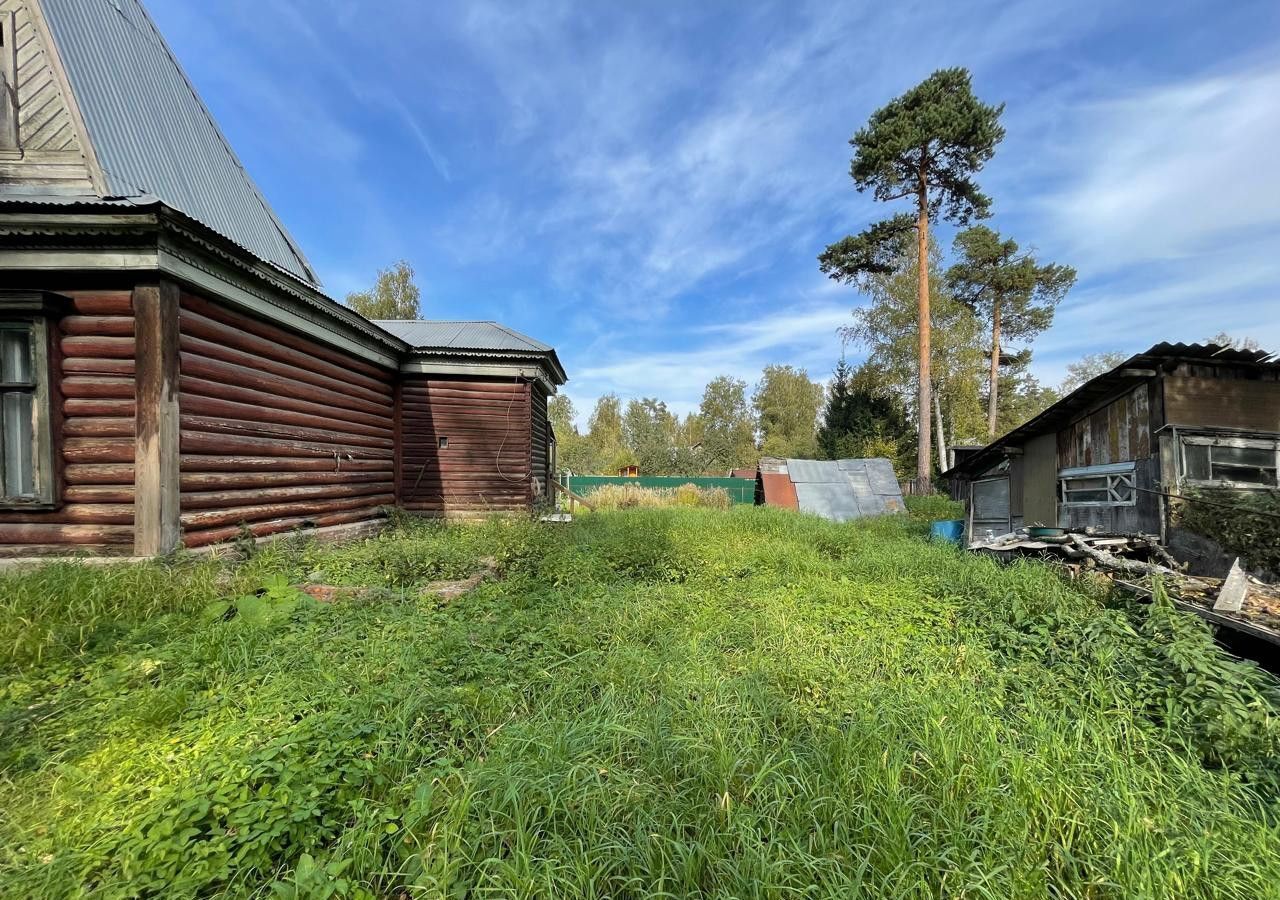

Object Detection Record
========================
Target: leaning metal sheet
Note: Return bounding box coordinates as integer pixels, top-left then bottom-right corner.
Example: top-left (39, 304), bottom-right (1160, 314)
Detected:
top-left (795, 482), bottom-right (863, 522)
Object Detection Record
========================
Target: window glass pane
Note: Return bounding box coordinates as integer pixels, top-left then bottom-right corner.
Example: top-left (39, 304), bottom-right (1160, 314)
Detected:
top-left (0, 328), bottom-right (32, 384)
top-left (2, 391), bottom-right (34, 497)
top-left (1183, 443), bottom-right (1210, 480)
top-left (1212, 445), bottom-right (1276, 469)
top-left (1064, 476), bottom-right (1107, 490)
top-left (1065, 489), bottom-right (1109, 503)
top-left (1211, 462), bottom-right (1277, 486)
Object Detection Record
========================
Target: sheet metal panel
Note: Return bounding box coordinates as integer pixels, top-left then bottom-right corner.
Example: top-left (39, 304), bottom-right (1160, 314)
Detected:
top-left (795, 483), bottom-right (862, 522)
top-left (40, 0), bottom-right (318, 285)
top-left (786, 458), bottom-right (842, 483)
top-left (375, 320), bottom-right (552, 353)
top-left (863, 458), bottom-right (901, 494)
top-left (760, 472), bottom-right (798, 509)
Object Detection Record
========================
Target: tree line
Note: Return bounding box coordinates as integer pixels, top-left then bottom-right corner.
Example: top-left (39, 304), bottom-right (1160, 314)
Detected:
top-left (547, 337), bottom-right (1196, 478)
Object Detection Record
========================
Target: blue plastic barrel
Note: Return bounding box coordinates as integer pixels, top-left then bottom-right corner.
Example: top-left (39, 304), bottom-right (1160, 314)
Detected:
top-left (930, 520), bottom-right (965, 543)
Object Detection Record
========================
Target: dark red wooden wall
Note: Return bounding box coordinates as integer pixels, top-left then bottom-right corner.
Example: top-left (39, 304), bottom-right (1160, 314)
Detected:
top-left (398, 376), bottom-right (535, 516)
top-left (0, 290), bottom-right (136, 554)
top-left (176, 292), bottom-right (397, 547)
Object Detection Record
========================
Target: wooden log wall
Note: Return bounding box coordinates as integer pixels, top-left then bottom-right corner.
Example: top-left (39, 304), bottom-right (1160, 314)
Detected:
top-left (0, 291), bottom-right (137, 555)
top-left (398, 376), bottom-right (534, 516)
top-left (530, 382), bottom-right (551, 502)
top-left (177, 293), bottom-right (396, 547)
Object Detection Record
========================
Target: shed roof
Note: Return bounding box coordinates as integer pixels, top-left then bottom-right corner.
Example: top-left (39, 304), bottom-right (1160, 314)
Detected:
top-left (29, 0), bottom-right (318, 285)
top-left (375, 320), bottom-right (553, 353)
top-left (946, 342), bottom-right (1280, 479)
top-left (377, 319), bottom-right (567, 385)
top-left (757, 458), bottom-right (904, 521)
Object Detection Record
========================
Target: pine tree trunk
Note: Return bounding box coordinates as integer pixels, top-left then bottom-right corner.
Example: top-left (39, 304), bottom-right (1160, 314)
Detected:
top-left (915, 174), bottom-right (932, 492)
top-left (987, 300), bottom-right (1001, 437)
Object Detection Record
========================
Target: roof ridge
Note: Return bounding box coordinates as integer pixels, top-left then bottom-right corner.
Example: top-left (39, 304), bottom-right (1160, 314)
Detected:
top-left (122, 0), bottom-right (319, 285)
top-left (42, 0), bottom-right (319, 285)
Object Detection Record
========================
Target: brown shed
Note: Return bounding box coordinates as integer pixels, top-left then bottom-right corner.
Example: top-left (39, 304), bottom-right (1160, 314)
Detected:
top-left (945, 343), bottom-right (1279, 545)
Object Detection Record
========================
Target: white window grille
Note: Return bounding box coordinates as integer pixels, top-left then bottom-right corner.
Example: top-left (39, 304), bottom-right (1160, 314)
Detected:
top-left (1059, 462), bottom-right (1137, 507)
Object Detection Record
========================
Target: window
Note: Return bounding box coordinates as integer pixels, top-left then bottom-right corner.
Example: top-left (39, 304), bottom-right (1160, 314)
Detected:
top-left (438, 436), bottom-right (449, 449)
top-left (1059, 462), bottom-right (1136, 507)
top-left (0, 292), bottom-right (65, 507)
top-left (1181, 436), bottom-right (1279, 488)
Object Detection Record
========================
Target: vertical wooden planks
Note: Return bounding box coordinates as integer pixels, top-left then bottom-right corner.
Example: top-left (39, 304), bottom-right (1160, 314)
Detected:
top-left (133, 282), bottom-right (181, 555)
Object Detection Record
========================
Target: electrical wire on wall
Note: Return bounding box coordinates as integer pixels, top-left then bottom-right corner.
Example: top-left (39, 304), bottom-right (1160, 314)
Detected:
top-left (494, 377), bottom-right (528, 484)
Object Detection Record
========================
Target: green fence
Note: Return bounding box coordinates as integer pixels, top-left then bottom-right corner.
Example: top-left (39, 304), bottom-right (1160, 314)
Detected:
top-left (563, 476), bottom-right (757, 505)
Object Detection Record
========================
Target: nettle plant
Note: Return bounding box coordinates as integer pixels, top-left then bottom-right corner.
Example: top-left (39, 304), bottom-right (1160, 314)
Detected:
top-left (1178, 488), bottom-right (1280, 575)
top-left (203, 574), bottom-right (313, 626)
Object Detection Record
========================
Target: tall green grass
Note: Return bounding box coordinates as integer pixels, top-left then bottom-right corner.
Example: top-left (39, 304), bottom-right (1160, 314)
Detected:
top-left (1, 508), bottom-right (1277, 898)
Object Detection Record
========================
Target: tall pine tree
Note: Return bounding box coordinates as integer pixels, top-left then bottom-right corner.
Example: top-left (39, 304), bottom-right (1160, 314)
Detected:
top-left (945, 226), bottom-right (1075, 435)
top-left (820, 68), bottom-right (1004, 488)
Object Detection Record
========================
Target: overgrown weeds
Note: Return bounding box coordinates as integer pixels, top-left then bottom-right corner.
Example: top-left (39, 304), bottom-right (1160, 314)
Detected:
top-left (585, 482), bottom-right (732, 510)
top-left (1, 507), bottom-right (1278, 898)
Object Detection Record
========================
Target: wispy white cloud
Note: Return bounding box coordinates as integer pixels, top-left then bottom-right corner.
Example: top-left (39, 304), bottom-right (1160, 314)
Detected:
top-left (148, 0), bottom-right (1280, 416)
top-left (1043, 65), bottom-right (1280, 269)
top-left (570, 301), bottom-right (851, 417)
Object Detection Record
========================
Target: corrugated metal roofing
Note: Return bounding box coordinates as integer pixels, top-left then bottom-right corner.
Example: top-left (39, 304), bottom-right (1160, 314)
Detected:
top-left (37, 0), bottom-right (318, 285)
top-left (946, 342), bottom-right (1280, 478)
top-left (374, 320), bottom-right (553, 353)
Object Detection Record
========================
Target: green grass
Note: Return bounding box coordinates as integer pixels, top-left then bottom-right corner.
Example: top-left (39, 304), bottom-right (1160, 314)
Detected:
top-left (1, 507), bottom-right (1278, 898)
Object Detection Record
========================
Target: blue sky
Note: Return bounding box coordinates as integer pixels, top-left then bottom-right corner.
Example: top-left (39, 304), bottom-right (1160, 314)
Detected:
top-left (148, 0), bottom-right (1280, 422)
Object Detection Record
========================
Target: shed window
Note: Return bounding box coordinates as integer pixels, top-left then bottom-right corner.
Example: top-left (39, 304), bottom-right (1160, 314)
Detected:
top-left (1059, 462), bottom-right (1136, 507)
top-left (0, 292), bottom-right (64, 508)
top-left (1181, 437), bottom-right (1279, 488)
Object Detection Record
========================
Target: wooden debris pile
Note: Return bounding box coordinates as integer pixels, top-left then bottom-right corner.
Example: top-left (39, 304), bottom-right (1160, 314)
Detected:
top-left (972, 529), bottom-right (1280, 647)
top-left (972, 530), bottom-right (1175, 569)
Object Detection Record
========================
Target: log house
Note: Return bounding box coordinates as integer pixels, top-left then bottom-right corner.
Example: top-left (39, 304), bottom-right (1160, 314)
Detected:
top-left (0, 0), bottom-right (564, 557)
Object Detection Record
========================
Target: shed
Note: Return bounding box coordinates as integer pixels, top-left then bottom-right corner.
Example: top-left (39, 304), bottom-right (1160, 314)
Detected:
top-left (756, 458), bottom-right (905, 521)
top-left (945, 343), bottom-right (1279, 557)
top-left (0, 0), bottom-right (566, 557)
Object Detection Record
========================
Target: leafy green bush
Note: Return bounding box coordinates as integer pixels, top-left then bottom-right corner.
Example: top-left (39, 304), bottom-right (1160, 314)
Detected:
top-left (904, 493), bottom-right (964, 522)
top-left (1177, 488), bottom-right (1280, 574)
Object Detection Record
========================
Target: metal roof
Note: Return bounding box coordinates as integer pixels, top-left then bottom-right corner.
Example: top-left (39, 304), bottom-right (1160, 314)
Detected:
top-left (757, 458), bottom-right (904, 521)
top-left (377, 319), bottom-right (566, 385)
top-left (375, 320), bottom-right (553, 353)
top-left (36, 0), bottom-right (318, 285)
top-left (759, 472), bottom-right (799, 510)
top-left (946, 342), bottom-right (1280, 479)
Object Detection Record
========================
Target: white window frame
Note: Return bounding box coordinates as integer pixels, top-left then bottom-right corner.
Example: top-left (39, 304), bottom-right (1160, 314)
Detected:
top-left (1059, 461), bottom-right (1137, 508)
top-left (1179, 435), bottom-right (1280, 491)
